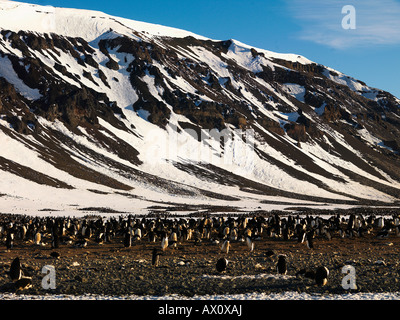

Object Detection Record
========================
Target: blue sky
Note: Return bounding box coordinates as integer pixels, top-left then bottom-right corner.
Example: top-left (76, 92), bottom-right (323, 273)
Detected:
top-left (21, 0), bottom-right (400, 98)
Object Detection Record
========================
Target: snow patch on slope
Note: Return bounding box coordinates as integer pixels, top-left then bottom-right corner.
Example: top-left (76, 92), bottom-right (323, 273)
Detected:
top-left (0, 1), bottom-right (208, 41)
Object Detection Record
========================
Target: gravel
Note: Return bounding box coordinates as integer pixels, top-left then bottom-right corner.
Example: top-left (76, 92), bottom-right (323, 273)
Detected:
top-left (1, 228), bottom-right (400, 298)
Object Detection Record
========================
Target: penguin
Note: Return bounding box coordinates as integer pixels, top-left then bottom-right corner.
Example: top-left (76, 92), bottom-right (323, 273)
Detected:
top-left (148, 231), bottom-right (157, 242)
top-left (216, 257), bottom-right (228, 273)
top-left (220, 240), bottom-right (230, 254)
top-left (161, 233), bottom-right (168, 251)
top-left (50, 251), bottom-right (60, 259)
top-left (323, 228), bottom-right (332, 241)
top-left (265, 249), bottom-right (275, 258)
top-left (296, 268), bottom-right (316, 280)
top-left (376, 216), bottom-right (384, 229)
top-left (315, 266), bottom-right (329, 286)
top-left (15, 277), bottom-right (32, 291)
top-left (230, 228), bottom-right (238, 241)
top-left (9, 257), bottom-right (32, 290)
top-left (376, 229), bottom-right (389, 239)
top-left (133, 228), bottom-right (142, 241)
top-left (51, 232), bottom-right (60, 249)
top-left (298, 229), bottom-right (306, 243)
top-left (9, 257), bottom-right (22, 282)
top-left (306, 230), bottom-right (314, 249)
top-left (94, 230), bottom-right (104, 244)
top-left (222, 226), bottom-right (230, 239)
top-left (123, 231), bottom-right (132, 248)
top-left (276, 255), bottom-right (287, 275)
top-left (152, 248), bottom-right (160, 267)
top-left (6, 231), bottom-right (14, 251)
top-left (169, 231), bottom-right (178, 248)
top-left (34, 231), bottom-right (42, 246)
top-left (74, 238), bottom-right (87, 248)
top-left (245, 236), bottom-right (254, 252)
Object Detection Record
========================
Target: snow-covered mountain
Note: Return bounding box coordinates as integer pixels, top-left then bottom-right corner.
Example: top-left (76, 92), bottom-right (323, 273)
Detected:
top-left (1, 1), bottom-right (400, 216)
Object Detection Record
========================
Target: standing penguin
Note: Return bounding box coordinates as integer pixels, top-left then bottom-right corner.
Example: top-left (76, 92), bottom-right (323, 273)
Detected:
top-left (9, 257), bottom-right (22, 282)
top-left (123, 231), bottom-right (132, 248)
top-left (34, 231), bottom-right (42, 246)
top-left (169, 231), bottom-right (178, 248)
top-left (161, 232), bottom-right (168, 251)
top-left (51, 232), bottom-right (60, 249)
top-left (6, 231), bottom-right (14, 251)
top-left (9, 257), bottom-right (32, 291)
top-left (315, 266), bottom-right (329, 286)
top-left (306, 230), bottom-right (314, 249)
top-left (216, 257), bottom-right (228, 273)
top-left (276, 255), bottom-right (288, 275)
top-left (220, 240), bottom-right (230, 254)
top-left (152, 248), bottom-right (161, 267)
top-left (245, 236), bottom-right (254, 252)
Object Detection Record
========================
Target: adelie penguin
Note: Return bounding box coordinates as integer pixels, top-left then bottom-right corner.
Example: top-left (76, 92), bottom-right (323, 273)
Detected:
top-left (50, 251), bottom-right (60, 259)
top-left (220, 240), bottom-right (230, 254)
top-left (6, 232), bottom-right (14, 252)
top-left (51, 232), bottom-right (60, 249)
top-left (276, 255), bottom-right (287, 275)
top-left (9, 257), bottom-right (33, 291)
top-left (216, 257), bottom-right (228, 273)
top-left (161, 233), bottom-right (169, 251)
top-left (315, 266), bottom-right (329, 286)
top-left (265, 249), bottom-right (275, 258)
top-left (15, 277), bottom-right (33, 291)
top-left (123, 231), bottom-right (132, 248)
top-left (9, 257), bottom-right (22, 282)
top-left (152, 248), bottom-right (161, 267)
top-left (245, 236), bottom-right (254, 252)
top-left (306, 230), bottom-right (314, 249)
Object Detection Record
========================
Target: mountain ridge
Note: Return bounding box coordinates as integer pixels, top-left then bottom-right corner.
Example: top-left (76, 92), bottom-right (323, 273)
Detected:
top-left (0, 1), bottom-right (400, 216)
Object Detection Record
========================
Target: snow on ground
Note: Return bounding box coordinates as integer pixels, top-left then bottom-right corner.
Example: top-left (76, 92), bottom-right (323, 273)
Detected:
top-left (281, 83), bottom-right (306, 102)
top-left (0, 0), bottom-right (208, 42)
top-left (1, 291), bottom-right (399, 300)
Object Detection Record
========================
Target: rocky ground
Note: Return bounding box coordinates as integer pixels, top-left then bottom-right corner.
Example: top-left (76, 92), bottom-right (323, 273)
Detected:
top-left (0, 220), bottom-right (399, 298)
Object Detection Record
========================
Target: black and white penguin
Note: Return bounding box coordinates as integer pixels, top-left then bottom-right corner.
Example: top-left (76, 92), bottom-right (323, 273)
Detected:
top-left (9, 257), bottom-right (32, 291)
top-left (50, 251), bottom-right (60, 259)
top-left (220, 240), bottom-right (230, 254)
top-left (148, 231), bottom-right (157, 243)
top-left (74, 238), bottom-right (87, 248)
top-left (161, 233), bottom-right (168, 251)
top-left (296, 268), bottom-right (316, 280)
top-left (6, 231), bottom-right (14, 251)
top-left (51, 232), bottom-right (60, 249)
top-left (306, 230), bottom-right (314, 249)
top-left (34, 230), bottom-right (42, 246)
top-left (276, 254), bottom-right (287, 275)
top-left (123, 231), bottom-right (132, 248)
top-left (133, 228), bottom-right (142, 241)
top-left (245, 236), bottom-right (254, 252)
top-left (265, 249), bottom-right (275, 259)
top-left (9, 257), bottom-right (22, 282)
top-left (152, 248), bottom-right (160, 267)
top-left (298, 229), bottom-right (306, 243)
top-left (216, 257), bottom-right (228, 273)
top-left (169, 231), bottom-right (178, 248)
top-left (315, 266), bottom-right (329, 286)
top-left (15, 277), bottom-right (32, 291)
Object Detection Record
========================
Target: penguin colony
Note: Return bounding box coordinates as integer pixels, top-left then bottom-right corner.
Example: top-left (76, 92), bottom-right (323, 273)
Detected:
top-left (0, 211), bottom-right (399, 291)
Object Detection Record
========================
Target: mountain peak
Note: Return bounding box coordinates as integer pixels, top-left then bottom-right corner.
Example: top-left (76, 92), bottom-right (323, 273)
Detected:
top-left (0, 0), bottom-right (209, 41)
